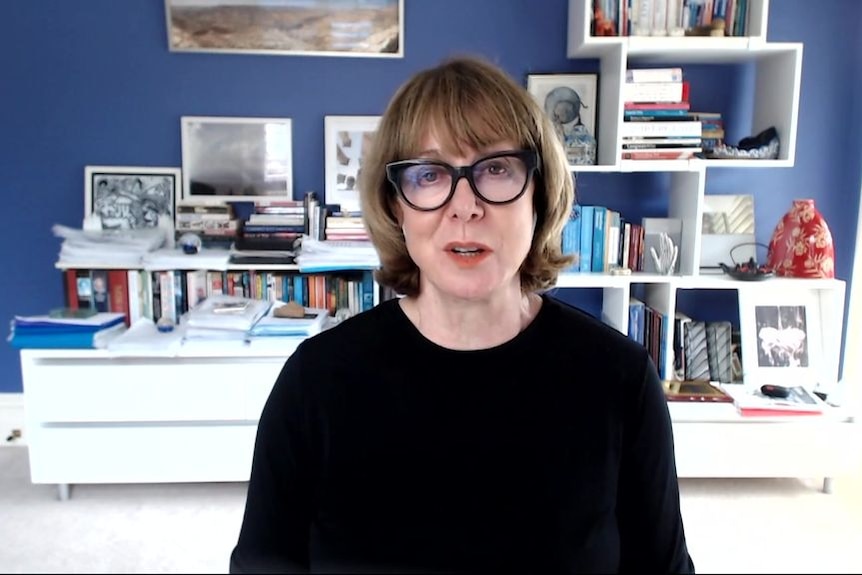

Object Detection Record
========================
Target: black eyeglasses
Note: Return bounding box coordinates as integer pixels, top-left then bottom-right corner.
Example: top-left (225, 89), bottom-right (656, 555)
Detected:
top-left (385, 149), bottom-right (539, 212)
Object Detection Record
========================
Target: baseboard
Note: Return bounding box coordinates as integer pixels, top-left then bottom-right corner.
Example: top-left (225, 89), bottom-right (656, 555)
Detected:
top-left (0, 393), bottom-right (26, 446)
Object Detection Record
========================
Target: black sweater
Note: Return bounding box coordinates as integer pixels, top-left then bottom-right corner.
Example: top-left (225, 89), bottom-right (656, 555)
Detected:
top-left (230, 294), bottom-right (694, 573)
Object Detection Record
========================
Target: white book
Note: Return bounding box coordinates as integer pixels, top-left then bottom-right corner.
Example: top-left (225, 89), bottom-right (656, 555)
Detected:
top-left (620, 121), bottom-right (702, 138)
top-left (623, 81), bottom-right (684, 103)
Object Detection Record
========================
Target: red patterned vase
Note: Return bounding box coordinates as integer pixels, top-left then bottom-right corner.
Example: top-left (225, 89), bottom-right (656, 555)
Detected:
top-left (766, 199), bottom-right (835, 278)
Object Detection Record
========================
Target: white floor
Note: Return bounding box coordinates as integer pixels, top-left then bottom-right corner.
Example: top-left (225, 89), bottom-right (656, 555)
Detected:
top-left (2, 445), bottom-right (862, 574)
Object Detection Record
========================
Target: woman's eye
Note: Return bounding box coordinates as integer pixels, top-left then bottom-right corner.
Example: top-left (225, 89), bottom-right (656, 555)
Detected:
top-left (405, 165), bottom-right (444, 186)
top-left (480, 160), bottom-right (509, 176)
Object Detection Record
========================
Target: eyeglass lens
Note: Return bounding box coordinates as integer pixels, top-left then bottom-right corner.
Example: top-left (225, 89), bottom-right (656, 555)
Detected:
top-left (395, 153), bottom-right (530, 210)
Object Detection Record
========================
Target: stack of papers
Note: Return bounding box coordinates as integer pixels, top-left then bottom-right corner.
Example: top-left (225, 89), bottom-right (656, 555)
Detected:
top-left (53, 224), bottom-right (168, 267)
top-left (183, 294), bottom-right (271, 340)
top-left (296, 236), bottom-right (380, 272)
top-left (142, 247), bottom-right (231, 270)
top-left (721, 383), bottom-right (827, 416)
top-left (248, 304), bottom-right (329, 338)
top-left (8, 312), bottom-right (127, 349)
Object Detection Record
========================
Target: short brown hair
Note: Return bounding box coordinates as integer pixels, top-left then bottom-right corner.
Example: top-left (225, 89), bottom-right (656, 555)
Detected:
top-left (360, 55), bottom-right (575, 297)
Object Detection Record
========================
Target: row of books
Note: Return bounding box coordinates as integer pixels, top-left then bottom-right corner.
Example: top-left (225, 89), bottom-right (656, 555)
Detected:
top-left (593, 0), bottom-right (749, 37)
top-left (629, 297), bottom-right (669, 379)
top-left (62, 268), bottom-right (377, 327)
top-left (561, 206), bottom-right (682, 274)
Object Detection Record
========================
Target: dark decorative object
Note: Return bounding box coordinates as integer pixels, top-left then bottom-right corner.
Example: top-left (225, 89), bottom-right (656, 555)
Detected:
top-left (708, 126), bottom-right (780, 160)
top-left (719, 242), bottom-right (774, 281)
top-left (766, 199), bottom-right (835, 278)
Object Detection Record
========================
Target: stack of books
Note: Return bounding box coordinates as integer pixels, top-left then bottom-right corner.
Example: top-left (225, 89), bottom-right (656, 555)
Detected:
top-left (183, 294), bottom-right (271, 342)
top-left (7, 311), bottom-right (127, 349)
top-left (622, 67), bottom-right (702, 160)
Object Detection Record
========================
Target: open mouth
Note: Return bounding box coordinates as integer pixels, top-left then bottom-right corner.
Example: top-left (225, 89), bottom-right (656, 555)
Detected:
top-left (450, 247), bottom-right (485, 256)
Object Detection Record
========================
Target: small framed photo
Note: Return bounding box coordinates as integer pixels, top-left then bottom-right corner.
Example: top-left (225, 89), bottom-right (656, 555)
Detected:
top-left (84, 166), bottom-right (181, 230)
top-left (324, 115), bottom-right (380, 213)
top-left (164, 0), bottom-right (403, 58)
top-left (527, 74), bottom-right (598, 166)
top-left (181, 116), bottom-right (293, 204)
top-left (738, 287), bottom-right (823, 388)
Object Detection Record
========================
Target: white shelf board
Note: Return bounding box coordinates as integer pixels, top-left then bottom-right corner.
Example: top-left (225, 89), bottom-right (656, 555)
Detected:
top-left (673, 275), bottom-right (845, 291)
top-left (569, 164), bottom-right (621, 173)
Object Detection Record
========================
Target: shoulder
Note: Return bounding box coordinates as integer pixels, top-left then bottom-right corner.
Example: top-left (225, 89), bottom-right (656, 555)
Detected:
top-left (537, 292), bottom-right (653, 391)
top-left (540, 293), bottom-right (647, 357)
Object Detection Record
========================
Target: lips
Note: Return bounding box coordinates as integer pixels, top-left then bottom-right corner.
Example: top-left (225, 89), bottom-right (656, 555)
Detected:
top-left (444, 242), bottom-right (491, 255)
top-left (443, 242), bottom-right (492, 267)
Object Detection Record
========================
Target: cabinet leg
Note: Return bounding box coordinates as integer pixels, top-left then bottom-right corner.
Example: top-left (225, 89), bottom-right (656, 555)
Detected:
top-left (57, 483), bottom-right (70, 501)
top-left (822, 477), bottom-right (834, 494)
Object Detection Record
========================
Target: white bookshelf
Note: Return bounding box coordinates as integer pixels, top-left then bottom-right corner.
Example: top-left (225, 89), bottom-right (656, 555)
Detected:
top-left (559, 0), bottom-right (858, 489)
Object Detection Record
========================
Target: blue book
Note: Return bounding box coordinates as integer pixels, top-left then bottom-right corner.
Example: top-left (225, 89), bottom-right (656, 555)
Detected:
top-left (561, 205), bottom-right (582, 271)
top-left (591, 206), bottom-right (607, 273)
top-left (628, 298), bottom-right (645, 345)
top-left (12, 312), bottom-right (126, 333)
top-left (8, 322), bottom-right (126, 349)
top-left (361, 270), bottom-right (375, 311)
top-left (579, 205), bottom-right (595, 272)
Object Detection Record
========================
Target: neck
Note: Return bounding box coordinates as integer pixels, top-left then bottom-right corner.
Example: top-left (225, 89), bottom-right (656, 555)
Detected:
top-left (400, 285), bottom-right (541, 350)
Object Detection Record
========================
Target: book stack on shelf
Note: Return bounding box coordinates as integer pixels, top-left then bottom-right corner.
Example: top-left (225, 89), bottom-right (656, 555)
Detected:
top-left (622, 67), bottom-right (702, 160)
top-left (175, 203), bottom-right (238, 249)
top-left (324, 211), bottom-right (368, 241)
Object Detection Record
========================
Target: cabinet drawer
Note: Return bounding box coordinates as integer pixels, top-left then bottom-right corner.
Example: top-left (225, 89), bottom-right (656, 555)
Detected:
top-left (27, 423), bottom-right (257, 484)
top-left (24, 357), bottom-right (285, 423)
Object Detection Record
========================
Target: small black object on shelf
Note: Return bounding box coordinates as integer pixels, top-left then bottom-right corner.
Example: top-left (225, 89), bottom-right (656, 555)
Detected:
top-left (719, 242), bottom-right (774, 281)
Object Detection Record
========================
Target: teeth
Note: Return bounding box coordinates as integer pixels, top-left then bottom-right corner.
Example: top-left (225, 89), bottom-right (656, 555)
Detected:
top-left (452, 247), bottom-right (481, 253)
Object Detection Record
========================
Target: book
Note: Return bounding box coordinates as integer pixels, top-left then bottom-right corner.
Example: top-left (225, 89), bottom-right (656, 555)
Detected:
top-left (663, 379), bottom-right (734, 403)
top-left (8, 322), bottom-right (127, 349)
top-left (722, 384), bottom-right (828, 416)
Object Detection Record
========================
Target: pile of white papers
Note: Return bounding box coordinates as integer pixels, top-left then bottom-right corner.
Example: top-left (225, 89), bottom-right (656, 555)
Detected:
top-left (296, 236), bottom-right (380, 272)
top-left (184, 294), bottom-right (272, 333)
top-left (53, 224), bottom-right (168, 267)
top-left (248, 304), bottom-right (329, 338)
top-left (141, 247), bottom-right (231, 270)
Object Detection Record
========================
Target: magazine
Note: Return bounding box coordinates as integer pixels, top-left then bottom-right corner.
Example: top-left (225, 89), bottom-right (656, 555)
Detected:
top-left (721, 383), bottom-right (827, 416)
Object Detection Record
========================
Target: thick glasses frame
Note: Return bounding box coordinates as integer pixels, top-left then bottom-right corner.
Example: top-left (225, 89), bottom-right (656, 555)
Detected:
top-left (385, 149), bottom-right (540, 212)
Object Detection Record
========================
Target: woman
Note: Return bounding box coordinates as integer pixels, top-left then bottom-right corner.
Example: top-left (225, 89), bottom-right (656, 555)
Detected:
top-left (230, 56), bottom-right (694, 573)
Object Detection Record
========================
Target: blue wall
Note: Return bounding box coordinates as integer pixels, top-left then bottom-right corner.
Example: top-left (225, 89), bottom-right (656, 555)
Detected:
top-left (2, 0), bottom-right (860, 393)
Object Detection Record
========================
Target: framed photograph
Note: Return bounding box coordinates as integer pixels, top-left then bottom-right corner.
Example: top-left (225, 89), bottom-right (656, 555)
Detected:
top-left (324, 115), bottom-right (380, 213)
top-left (84, 166), bottom-right (181, 230)
top-left (527, 74), bottom-right (598, 166)
top-left (738, 287), bottom-right (823, 388)
top-left (181, 116), bottom-right (293, 204)
top-left (164, 0), bottom-right (403, 58)
top-left (700, 194), bottom-right (757, 271)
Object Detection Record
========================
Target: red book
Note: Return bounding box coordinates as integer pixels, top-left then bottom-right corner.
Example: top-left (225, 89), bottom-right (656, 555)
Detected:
top-left (64, 269), bottom-right (79, 310)
top-left (107, 269), bottom-right (130, 326)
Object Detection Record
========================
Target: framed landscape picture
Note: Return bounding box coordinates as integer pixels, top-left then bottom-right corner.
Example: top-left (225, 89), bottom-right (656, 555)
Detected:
top-left (181, 116), bottom-right (293, 204)
top-left (164, 0), bottom-right (403, 58)
top-left (527, 73), bottom-right (598, 166)
top-left (84, 166), bottom-right (181, 230)
top-left (324, 115), bottom-right (380, 213)
top-left (738, 287), bottom-right (823, 388)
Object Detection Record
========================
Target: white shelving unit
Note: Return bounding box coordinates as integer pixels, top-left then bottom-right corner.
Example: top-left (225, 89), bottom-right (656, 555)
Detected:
top-left (562, 0), bottom-right (859, 489)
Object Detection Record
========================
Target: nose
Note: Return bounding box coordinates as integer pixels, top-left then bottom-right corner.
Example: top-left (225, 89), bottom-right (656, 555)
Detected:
top-left (447, 174), bottom-right (483, 221)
